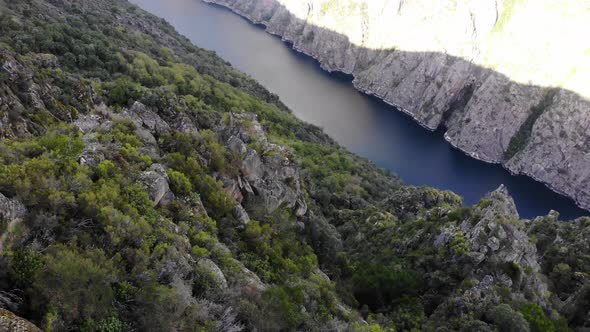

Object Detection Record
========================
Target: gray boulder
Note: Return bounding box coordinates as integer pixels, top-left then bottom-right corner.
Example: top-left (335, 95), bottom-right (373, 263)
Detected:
top-left (74, 110), bottom-right (112, 167)
top-left (223, 112), bottom-right (307, 217)
top-left (0, 193), bottom-right (26, 252)
top-left (235, 204), bottom-right (251, 225)
top-left (197, 258), bottom-right (228, 290)
top-left (122, 101), bottom-right (170, 135)
top-left (0, 308), bottom-right (42, 332)
top-left (0, 193), bottom-right (26, 223)
top-left (140, 164), bottom-right (174, 206)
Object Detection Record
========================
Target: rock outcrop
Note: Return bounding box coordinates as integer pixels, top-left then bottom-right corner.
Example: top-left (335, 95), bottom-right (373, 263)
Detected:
top-left (462, 186), bottom-right (548, 303)
top-left (140, 163), bottom-right (175, 206)
top-left (204, 0), bottom-right (590, 211)
top-left (0, 193), bottom-right (26, 252)
top-left (221, 112), bottom-right (308, 218)
top-left (196, 258), bottom-right (229, 290)
top-left (427, 186), bottom-right (550, 322)
top-left (0, 309), bottom-right (42, 332)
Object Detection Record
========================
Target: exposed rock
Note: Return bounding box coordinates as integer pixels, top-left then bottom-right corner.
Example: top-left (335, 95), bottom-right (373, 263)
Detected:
top-left (235, 204), bottom-right (251, 225)
top-left (237, 265), bottom-right (267, 295)
top-left (226, 112), bottom-right (268, 146)
top-left (433, 226), bottom-right (458, 248)
top-left (74, 111), bottom-right (111, 167)
top-left (505, 90), bottom-right (590, 210)
top-left (0, 308), bottom-right (41, 332)
top-left (222, 112), bottom-right (308, 217)
top-left (241, 147), bottom-right (307, 217)
top-left (462, 275), bottom-right (496, 307)
top-left (227, 135), bottom-right (248, 155)
top-left (122, 101), bottom-right (170, 135)
top-left (171, 114), bottom-right (199, 134)
top-left (0, 193), bottom-right (26, 252)
top-left (30, 53), bottom-right (58, 69)
top-left (158, 246), bottom-right (194, 285)
top-left (424, 186), bottom-right (553, 321)
top-left (222, 177), bottom-right (244, 203)
top-left (461, 186), bottom-right (548, 304)
top-left (487, 236), bottom-right (500, 252)
top-left (1, 54), bottom-right (32, 83)
top-left (135, 126), bottom-right (160, 159)
top-left (179, 194), bottom-right (209, 218)
top-left (197, 258), bottom-right (228, 290)
top-left (0, 54), bottom-right (35, 138)
top-left (140, 163), bottom-right (174, 206)
top-left (74, 113), bottom-right (104, 134)
top-left (0, 193), bottom-right (26, 224)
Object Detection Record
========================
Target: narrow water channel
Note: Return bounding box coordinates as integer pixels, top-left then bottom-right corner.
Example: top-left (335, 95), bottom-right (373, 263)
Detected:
top-left (130, 0), bottom-right (589, 219)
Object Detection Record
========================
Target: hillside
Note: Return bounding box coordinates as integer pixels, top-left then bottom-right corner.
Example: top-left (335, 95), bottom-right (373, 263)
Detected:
top-left (206, 0), bottom-right (590, 213)
top-left (0, 0), bottom-right (589, 331)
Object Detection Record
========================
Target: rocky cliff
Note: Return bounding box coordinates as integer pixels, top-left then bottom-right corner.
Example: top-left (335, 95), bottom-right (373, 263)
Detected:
top-left (204, 0), bottom-right (590, 211)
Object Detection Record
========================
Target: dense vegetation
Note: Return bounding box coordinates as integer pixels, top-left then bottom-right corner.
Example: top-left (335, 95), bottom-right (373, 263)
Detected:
top-left (0, 0), bottom-right (588, 331)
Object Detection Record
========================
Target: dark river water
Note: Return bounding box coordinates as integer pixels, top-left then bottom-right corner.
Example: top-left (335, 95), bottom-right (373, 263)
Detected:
top-left (131, 0), bottom-right (588, 219)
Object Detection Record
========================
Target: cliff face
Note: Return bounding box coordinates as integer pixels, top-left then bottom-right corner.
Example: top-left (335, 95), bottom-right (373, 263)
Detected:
top-left (204, 0), bottom-right (590, 211)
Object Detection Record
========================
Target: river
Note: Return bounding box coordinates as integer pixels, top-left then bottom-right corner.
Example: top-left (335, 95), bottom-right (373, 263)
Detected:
top-left (130, 0), bottom-right (588, 219)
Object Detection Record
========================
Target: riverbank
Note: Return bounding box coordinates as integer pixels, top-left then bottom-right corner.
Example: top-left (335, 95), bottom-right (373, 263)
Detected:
top-left (203, 0), bottom-right (590, 214)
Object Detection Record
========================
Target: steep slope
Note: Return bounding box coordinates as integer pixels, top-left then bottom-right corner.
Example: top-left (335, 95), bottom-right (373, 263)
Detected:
top-left (205, 0), bottom-right (590, 212)
top-left (0, 0), bottom-right (589, 331)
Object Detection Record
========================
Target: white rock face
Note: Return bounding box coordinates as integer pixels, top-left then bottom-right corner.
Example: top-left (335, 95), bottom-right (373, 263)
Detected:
top-left (205, 0), bottom-right (590, 211)
top-left (140, 163), bottom-right (174, 206)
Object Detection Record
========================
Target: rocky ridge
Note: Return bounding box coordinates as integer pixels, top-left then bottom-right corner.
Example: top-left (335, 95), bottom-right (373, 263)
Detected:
top-left (204, 0), bottom-right (590, 211)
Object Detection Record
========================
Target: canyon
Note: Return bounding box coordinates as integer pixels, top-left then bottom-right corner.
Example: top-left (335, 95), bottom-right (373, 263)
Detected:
top-left (205, 0), bottom-right (590, 211)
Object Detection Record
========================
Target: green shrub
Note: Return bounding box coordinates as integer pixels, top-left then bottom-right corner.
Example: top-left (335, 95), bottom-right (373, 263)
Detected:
top-left (8, 248), bottom-right (44, 289)
top-left (262, 286), bottom-right (306, 329)
top-left (488, 304), bottom-right (530, 332)
top-left (32, 245), bottom-right (119, 327)
top-left (519, 303), bottom-right (556, 332)
top-left (352, 261), bottom-right (423, 311)
top-left (167, 169), bottom-right (192, 195)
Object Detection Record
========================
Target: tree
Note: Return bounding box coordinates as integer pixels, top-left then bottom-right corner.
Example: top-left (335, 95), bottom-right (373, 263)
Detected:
top-left (519, 303), bottom-right (556, 332)
top-left (488, 304), bottom-right (530, 332)
top-left (32, 245), bottom-right (119, 328)
top-left (167, 170), bottom-right (192, 196)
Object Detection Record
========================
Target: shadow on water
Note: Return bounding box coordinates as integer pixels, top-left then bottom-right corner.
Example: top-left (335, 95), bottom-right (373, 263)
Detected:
top-left (130, 0), bottom-right (589, 220)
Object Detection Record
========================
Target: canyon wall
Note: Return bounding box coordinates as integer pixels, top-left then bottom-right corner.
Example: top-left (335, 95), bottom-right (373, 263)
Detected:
top-left (205, 0), bottom-right (590, 211)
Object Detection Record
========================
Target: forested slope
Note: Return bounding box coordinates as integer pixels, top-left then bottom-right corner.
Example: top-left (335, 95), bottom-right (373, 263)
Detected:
top-left (0, 0), bottom-right (588, 331)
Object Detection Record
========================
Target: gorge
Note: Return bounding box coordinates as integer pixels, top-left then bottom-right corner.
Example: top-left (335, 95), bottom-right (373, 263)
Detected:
top-left (130, 0), bottom-right (589, 219)
top-left (1, 0), bottom-right (590, 330)
top-left (202, 0), bottom-right (590, 213)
